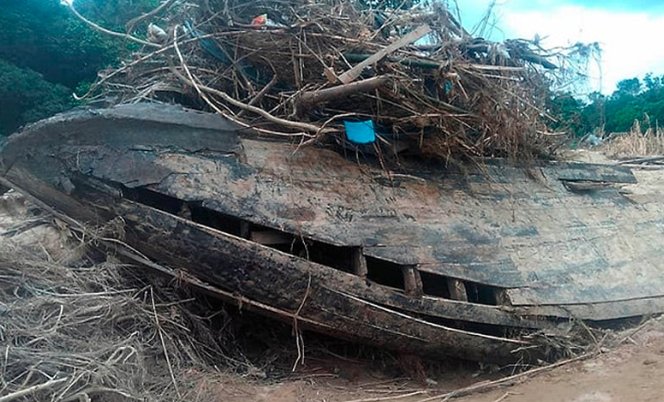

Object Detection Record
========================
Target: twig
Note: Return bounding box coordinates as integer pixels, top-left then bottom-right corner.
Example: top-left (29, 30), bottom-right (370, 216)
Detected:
top-left (171, 27), bottom-right (309, 138)
top-left (616, 318), bottom-right (656, 345)
top-left (65, 4), bottom-right (158, 48)
top-left (172, 27), bottom-right (331, 137)
top-left (125, 0), bottom-right (178, 34)
top-left (150, 288), bottom-right (181, 399)
top-left (415, 353), bottom-right (593, 402)
top-left (238, 75), bottom-right (278, 118)
top-left (62, 387), bottom-right (142, 402)
top-left (493, 392), bottom-right (512, 402)
top-left (74, 33), bottom-right (221, 99)
top-left (292, 274), bottom-right (312, 371)
top-left (0, 377), bottom-right (68, 402)
top-left (173, 72), bottom-right (334, 136)
top-left (343, 391), bottom-right (429, 402)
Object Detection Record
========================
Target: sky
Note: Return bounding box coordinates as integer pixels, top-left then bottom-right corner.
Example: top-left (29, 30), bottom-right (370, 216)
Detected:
top-left (458, 0), bottom-right (664, 94)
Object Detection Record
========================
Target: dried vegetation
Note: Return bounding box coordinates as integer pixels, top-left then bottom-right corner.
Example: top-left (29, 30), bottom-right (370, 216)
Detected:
top-left (0, 192), bottom-right (263, 402)
top-left (72, 0), bottom-right (592, 163)
top-left (601, 120), bottom-right (664, 159)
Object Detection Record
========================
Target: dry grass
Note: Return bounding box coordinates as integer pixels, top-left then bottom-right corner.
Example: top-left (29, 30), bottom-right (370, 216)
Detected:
top-left (0, 192), bottom-right (263, 402)
top-left (601, 121), bottom-right (664, 159)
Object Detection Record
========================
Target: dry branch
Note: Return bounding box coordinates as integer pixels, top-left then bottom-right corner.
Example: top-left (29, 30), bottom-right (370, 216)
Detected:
top-left (298, 76), bottom-right (391, 111)
top-left (65, 4), bottom-right (158, 48)
top-left (125, 0), bottom-right (178, 34)
top-left (0, 378), bottom-right (69, 402)
top-left (74, 0), bottom-right (590, 162)
top-left (0, 188), bottom-right (261, 401)
top-left (337, 24), bottom-right (432, 84)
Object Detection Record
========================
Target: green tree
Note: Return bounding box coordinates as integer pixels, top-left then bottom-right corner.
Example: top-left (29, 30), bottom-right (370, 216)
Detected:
top-left (613, 78), bottom-right (642, 98)
top-left (0, 60), bottom-right (74, 136)
top-left (0, 0), bottom-right (158, 135)
top-left (644, 73), bottom-right (662, 93)
top-left (571, 74), bottom-right (664, 134)
top-left (548, 93), bottom-right (586, 137)
top-left (0, 0), bottom-right (122, 88)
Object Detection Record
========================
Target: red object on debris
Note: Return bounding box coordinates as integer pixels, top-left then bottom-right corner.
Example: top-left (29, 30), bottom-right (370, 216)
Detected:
top-left (251, 14), bottom-right (267, 26)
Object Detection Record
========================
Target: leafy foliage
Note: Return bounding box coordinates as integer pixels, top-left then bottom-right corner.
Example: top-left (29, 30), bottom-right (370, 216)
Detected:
top-left (549, 74), bottom-right (664, 138)
top-left (0, 60), bottom-right (74, 136)
top-left (0, 0), bottom-right (121, 88)
top-left (547, 93), bottom-right (586, 136)
top-left (0, 0), bottom-right (158, 135)
top-left (75, 0), bottom-right (160, 29)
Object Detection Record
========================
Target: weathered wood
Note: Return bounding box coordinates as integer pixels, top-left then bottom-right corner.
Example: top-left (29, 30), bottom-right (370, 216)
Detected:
top-left (551, 162), bottom-right (637, 184)
top-left (617, 156), bottom-right (664, 165)
top-left (5, 104), bottom-right (664, 361)
top-left (297, 76), bottom-right (390, 110)
top-left (250, 230), bottom-right (292, 245)
top-left (447, 278), bottom-right (468, 302)
top-left (512, 296), bottom-right (664, 321)
top-left (0, 172), bottom-right (561, 343)
top-left (402, 266), bottom-right (423, 297)
top-left (562, 181), bottom-right (616, 192)
top-left (92, 196), bottom-right (530, 361)
top-left (337, 24), bottom-right (431, 84)
top-left (352, 247), bottom-right (368, 278)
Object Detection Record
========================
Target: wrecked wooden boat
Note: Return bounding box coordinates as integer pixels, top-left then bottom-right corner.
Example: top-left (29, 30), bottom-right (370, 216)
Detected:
top-left (2, 104), bottom-right (664, 363)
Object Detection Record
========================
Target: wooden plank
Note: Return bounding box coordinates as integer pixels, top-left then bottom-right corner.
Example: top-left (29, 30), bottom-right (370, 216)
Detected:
top-left (352, 247), bottom-right (368, 278)
top-left (99, 198), bottom-right (530, 362)
top-left (337, 24), bottom-right (431, 84)
top-left (513, 296), bottom-right (664, 321)
top-left (562, 181), bottom-right (616, 192)
top-left (0, 175), bottom-right (556, 333)
top-left (507, 272), bottom-right (664, 306)
top-left (402, 266), bottom-right (423, 297)
top-left (549, 162), bottom-right (637, 184)
top-left (7, 104), bottom-right (664, 334)
top-left (447, 278), bottom-right (468, 302)
top-left (250, 230), bottom-right (292, 245)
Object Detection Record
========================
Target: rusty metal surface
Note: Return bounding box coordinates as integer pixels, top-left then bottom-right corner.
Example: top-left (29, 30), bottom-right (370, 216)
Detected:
top-left (2, 104), bottom-right (664, 360)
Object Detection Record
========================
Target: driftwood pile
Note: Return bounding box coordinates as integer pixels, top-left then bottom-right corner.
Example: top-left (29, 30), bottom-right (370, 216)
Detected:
top-left (75, 0), bottom-right (577, 162)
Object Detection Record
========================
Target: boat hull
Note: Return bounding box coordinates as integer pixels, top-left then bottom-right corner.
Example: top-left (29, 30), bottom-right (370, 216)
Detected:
top-left (3, 104), bottom-right (664, 362)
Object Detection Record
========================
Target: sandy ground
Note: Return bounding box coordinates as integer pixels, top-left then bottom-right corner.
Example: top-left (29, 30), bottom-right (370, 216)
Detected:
top-left (189, 321), bottom-right (664, 402)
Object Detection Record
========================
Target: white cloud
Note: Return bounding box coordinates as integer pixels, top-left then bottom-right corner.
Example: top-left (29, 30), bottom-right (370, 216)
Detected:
top-left (500, 5), bottom-right (664, 94)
